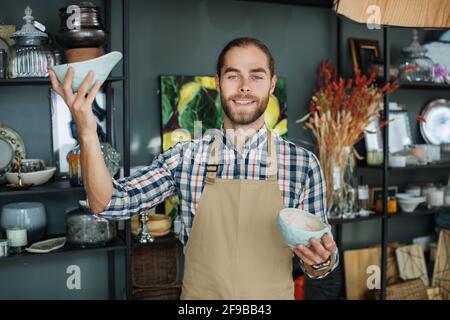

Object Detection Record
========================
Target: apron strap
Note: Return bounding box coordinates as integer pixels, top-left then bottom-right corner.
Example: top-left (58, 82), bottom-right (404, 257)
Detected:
top-left (205, 127), bottom-right (278, 183)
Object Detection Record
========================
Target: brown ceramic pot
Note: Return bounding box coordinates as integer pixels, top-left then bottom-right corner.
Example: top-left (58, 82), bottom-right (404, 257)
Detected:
top-left (65, 47), bottom-right (103, 63)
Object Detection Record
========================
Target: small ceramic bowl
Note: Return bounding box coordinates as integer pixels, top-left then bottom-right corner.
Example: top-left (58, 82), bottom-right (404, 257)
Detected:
top-left (396, 193), bottom-right (426, 202)
top-left (389, 155), bottom-right (406, 167)
top-left (277, 208), bottom-right (333, 248)
top-left (398, 199), bottom-right (424, 212)
top-left (50, 51), bottom-right (122, 92)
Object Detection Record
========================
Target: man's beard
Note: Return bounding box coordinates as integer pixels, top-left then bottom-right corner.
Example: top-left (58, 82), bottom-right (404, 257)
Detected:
top-left (221, 92), bottom-right (270, 125)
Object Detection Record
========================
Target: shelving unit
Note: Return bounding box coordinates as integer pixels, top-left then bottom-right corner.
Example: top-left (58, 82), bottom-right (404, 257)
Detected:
top-left (0, 180), bottom-right (83, 196)
top-left (0, 0), bottom-right (130, 300)
top-left (358, 162), bottom-right (450, 171)
top-left (0, 237), bottom-right (126, 263)
top-left (329, 207), bottom-right (441, 225)
top-left (0, 76), bottom-right (125, 86)
top-left (336, 15), bottom-right (450, 300)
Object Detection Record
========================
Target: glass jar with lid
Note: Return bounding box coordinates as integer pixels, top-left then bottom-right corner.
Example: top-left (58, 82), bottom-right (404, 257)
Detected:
top-left (66, 142), bottom-right (121, 187)
top-left (8, 6), bottom-right (55, 78)
top-left (398, 29), bottom-right (434, 83)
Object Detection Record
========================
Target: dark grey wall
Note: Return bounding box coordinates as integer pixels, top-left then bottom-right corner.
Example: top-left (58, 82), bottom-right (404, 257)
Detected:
top-left (0, 0), bottom-right (448, 299)
top-left (126, 0), bottom-right (335, 165)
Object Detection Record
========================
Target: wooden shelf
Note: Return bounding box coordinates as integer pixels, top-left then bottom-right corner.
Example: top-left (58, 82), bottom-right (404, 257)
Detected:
top-left (398, 82), bottom-right (450, 90)
top-left (0, 237), bottom-right (126, 263)
top-left (329, 213), bottom-right (383, 225)
top-left (357, 162), bottom-right (450, 171)
top-left (0, 179), bottom-right (84, 197)
top-left (0, 76), bottom-right (125, 86)
top-left (330, 207), bottom-right (441, 225)
top-left (390, 207), bottom-right (443, 218)
top-left (131, 231), bottom-right (181, 247)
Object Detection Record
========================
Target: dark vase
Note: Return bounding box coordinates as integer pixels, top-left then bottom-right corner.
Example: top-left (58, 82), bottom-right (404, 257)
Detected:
top-left (55, 2), bottom-right (109, 49)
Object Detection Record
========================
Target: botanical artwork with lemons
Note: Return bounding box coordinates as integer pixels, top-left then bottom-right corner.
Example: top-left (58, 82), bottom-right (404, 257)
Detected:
top-left (160, 75), bottom-right (288, 217)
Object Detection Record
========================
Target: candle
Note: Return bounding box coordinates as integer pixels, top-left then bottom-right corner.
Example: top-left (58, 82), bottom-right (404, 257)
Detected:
top-left (6, 227), bottom-right (27, 248)
top-left (0, 239), bottom-right (8, 258)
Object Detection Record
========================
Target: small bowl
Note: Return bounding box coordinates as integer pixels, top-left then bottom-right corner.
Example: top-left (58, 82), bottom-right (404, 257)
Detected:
top-left (389, 155), bottom-right (406, 167)
top-left (396, 193), bottom-right (426, 202)
top-left (277, 208), bottom-right (332, 248)
top-left (148, 214), bottom-right (172, 235)
top-left (50, 51), bottom-right (122, 92)
top-left (405, 186), bottom-right (421, 197)
top-left (131, 213), bottom-right (172, 238)
top-left (398, 198), bottom-right (426, 212)
top-left (6, 167), bottom-right (56, 186)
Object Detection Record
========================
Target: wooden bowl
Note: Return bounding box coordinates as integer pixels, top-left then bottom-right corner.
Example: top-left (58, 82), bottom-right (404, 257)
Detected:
top-left (148, 214), bottom-right (172, 234)
top-left (131, 213), bottom-right (172, 237)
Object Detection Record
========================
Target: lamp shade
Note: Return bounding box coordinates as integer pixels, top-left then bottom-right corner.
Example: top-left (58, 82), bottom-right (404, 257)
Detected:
top-left (334, 0), bottom-right (450, 28)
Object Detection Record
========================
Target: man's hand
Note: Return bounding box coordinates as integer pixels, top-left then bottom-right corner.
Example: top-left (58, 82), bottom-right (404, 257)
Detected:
top-left (293, 225), bottom-right (337, 266)
top-left (48, 67), bottom-right (101, 140)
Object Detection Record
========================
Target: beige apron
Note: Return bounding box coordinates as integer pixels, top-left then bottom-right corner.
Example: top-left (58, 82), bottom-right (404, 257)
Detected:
top-left (180, 129), bottom-right (294, 300)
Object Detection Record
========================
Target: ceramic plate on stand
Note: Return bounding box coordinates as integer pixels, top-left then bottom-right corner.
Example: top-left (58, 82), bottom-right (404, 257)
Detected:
top-left (0, 123), bottom-right (26, 184)
top-left (420, 99), bottom-right (450, 145)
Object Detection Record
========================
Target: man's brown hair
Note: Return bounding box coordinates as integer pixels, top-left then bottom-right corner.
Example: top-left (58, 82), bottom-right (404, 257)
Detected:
top-left (216, 37), bottom-right (275, 77)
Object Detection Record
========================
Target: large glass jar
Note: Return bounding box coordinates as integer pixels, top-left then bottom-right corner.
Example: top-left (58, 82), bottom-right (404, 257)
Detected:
top-left (398, 29), bottom-right (434, 82)
top-left (66, 200), bottom-right (116, 247)
top-left (8, 6), bottom-right (55, 78)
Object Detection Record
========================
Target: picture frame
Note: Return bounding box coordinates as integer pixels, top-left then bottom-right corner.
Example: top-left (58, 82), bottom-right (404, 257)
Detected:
top-left (388, 111), bottom-right (413, 153)
top-left (50, 88), bottom-right (110, 177)
top-left (364, 116), bottom-right (383, 152)
top-left (364, 110), bottom-right (412, 155)
top-left (349, 38), bottom-right (381, 76)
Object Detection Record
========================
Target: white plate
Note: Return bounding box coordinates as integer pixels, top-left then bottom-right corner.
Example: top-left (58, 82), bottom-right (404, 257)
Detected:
top-left (420, 99), bottom-right (450, 145)
top-left (0, 123), bottom-right (26, 183)
top-left (26, 237), bottom-right (66, 253)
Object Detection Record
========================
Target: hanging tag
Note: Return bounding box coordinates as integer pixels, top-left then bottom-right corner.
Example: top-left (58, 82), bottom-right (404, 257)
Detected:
top-left (33, 20), bottom-right (46, 32)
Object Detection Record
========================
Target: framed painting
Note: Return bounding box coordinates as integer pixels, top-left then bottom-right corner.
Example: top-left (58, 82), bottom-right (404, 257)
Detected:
top-left (50, 88), bottom-right (110, 177)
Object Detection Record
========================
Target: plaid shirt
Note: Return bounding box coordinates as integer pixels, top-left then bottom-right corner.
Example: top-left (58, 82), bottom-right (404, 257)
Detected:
top-left (99, 125), bottom-right (338, 278)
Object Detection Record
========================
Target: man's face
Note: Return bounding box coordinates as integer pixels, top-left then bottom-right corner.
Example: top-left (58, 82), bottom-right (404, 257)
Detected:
top-left (216, 45), bottom-right (276, 126)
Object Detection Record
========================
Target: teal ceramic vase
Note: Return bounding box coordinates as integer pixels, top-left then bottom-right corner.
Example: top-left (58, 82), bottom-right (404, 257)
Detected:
top-left (50, 51), bottom-right (122, 92)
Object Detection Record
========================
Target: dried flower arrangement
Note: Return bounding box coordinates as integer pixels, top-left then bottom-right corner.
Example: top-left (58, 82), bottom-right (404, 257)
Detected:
top-left (297, 61), bottom-right (410, 205)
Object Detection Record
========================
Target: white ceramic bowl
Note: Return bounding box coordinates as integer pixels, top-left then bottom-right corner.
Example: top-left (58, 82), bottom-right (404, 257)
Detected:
top-left (398, 198), bottom-right (425, 212)
top-left (396, 193), bottom-right (426, 202)
top-left (405, 187), bottom-right (421, 197)
top-left (50, 51), bottom-right (122, 92)
top-left (277, 208), bottom-right (332, 248)
top-left (389, 155), bottom-right (406, 167)
top-left (6, 167), bottom-right (56, 186)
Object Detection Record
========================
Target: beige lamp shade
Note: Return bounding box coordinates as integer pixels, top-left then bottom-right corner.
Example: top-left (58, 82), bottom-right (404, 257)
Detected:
top-left (334, 0), bottom-right (450, 28)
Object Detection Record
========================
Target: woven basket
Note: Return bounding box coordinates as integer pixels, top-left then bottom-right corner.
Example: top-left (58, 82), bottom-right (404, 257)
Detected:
top-left (133, 285), bottom-right (182, 300)
top-left (132, 242), bottom-right (180, 288)
top-left (386, 279), bottom-right (428, 300)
